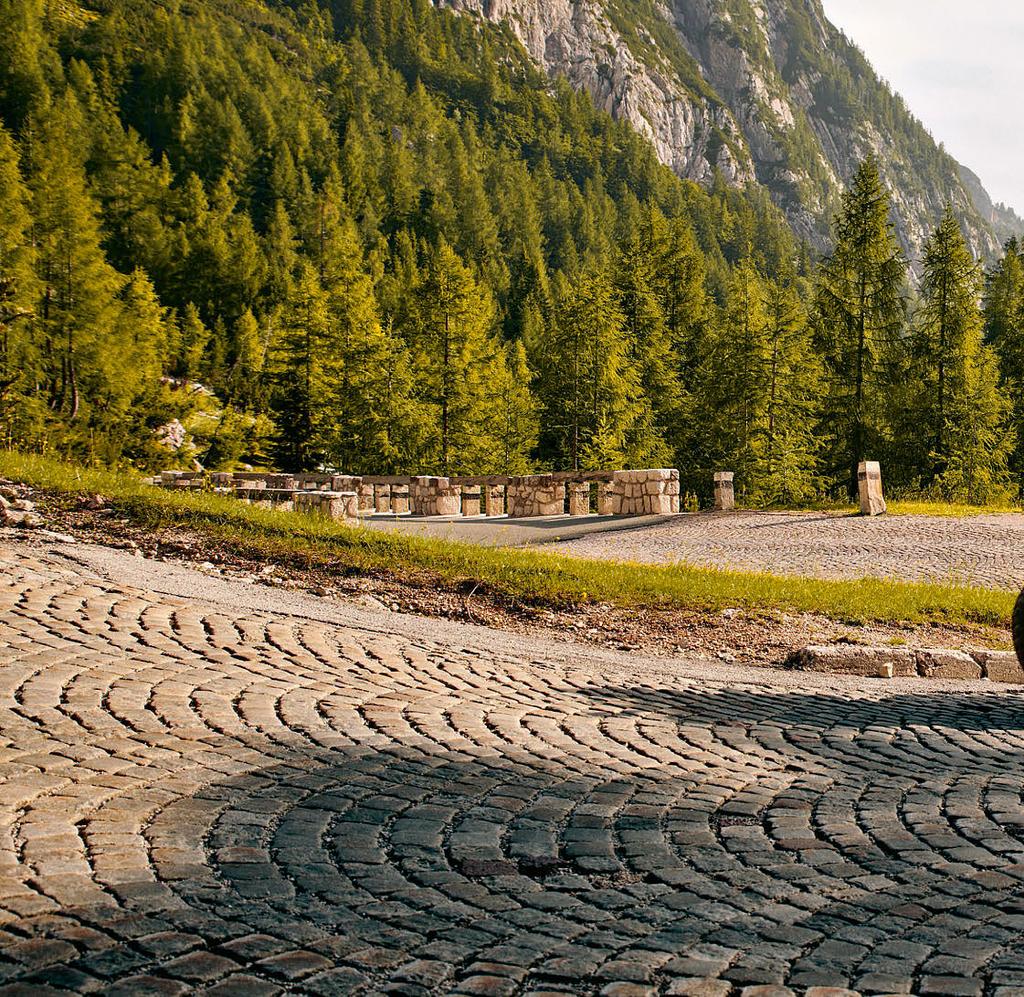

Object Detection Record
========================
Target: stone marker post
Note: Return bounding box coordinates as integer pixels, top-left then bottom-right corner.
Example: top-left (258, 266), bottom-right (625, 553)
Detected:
top-left (391, 484), bottom-right (410, 515)
top-left (483, 485), bottom-right (505, 517)
top-left (568, 482), bottom-right (590, 517)
top-left (462, 486), bottom-right (482, 517)
top-left (857, 461), bottom-right (886, 516)
top-left (714, 472), bottom-right (735, 512)
top-left (374, 484), bottom-right (392, 514)
top-left (597, 482), bottom-right (615, 516)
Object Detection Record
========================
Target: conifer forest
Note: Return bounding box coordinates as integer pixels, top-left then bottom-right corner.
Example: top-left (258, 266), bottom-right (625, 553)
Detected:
top-left (1, 0), bottom-right (1022, 505)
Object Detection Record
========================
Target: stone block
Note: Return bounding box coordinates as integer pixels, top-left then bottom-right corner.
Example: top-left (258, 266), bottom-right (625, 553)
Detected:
top-left (568, 483), bottom-right (590, 517)
top-left (374, 484), bottom-right (391, 514)
top-left (462, 487), bottom-right (482, 517)
top-left (391, 485), bottom-right (410, 515)
top-left (483, 485), bottom-right (505, 517)
top-left (858, 460), bottom-right (886, 516)
top-left (972, 650), bottom-right (1024, 684)
top-left (915, 648), bottom-right (982, 680)
top-left (357, 483), bottom-right (375, 512)
top-left (597, 483), bottom-right (615, 516)
top-left (714, 471), bottom-right (735, 512)
top-left (788, 645), bottom-right (916, 678)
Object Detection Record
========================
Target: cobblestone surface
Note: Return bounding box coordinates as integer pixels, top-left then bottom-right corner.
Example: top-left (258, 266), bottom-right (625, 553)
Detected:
top-left (552, 512), bottom-right (1024, 590)
top-left (4, 543), bottom-right (1024, 995)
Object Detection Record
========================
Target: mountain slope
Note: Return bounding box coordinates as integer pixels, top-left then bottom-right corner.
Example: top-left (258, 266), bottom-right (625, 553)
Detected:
top-left (441, 0), bottom-right (1020, 259)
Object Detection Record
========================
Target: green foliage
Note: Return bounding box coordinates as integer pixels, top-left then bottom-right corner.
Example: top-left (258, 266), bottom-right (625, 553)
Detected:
top-left (913, 211), bottom-right (1011, 503)
top-left (0, 0), bottom-right (1018, 506)
top-left (812, 157), bottom-right (908, 496)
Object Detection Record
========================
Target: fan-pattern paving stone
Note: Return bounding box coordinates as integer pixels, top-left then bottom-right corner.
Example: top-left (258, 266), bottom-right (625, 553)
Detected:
top-left (3, 545), bottom-right (1024, 995)
top-left (550, 511), bottom-right (1024, 590)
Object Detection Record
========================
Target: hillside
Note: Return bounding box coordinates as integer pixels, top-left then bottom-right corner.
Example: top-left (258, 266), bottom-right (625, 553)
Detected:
top-left (440, 0), bottom-right (1022, 260)
top-left (1, 0), bottom-right (1022, 506)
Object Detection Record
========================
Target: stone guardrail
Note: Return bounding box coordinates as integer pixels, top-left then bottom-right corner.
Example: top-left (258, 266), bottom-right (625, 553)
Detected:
top-left (154, 468), bottom-right (683, 522)
top-left (156, 461), bottom-right (889, 523)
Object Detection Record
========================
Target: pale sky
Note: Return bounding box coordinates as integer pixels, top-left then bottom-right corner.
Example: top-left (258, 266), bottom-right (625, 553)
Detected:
top-left (822, 1), bottom-right (1024, 215)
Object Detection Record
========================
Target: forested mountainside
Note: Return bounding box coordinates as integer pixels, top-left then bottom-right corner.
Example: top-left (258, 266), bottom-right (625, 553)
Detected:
top-left (0, 0), bottom-right (1023, 506)
top-left (441, 0), bottom-right (1022, 261)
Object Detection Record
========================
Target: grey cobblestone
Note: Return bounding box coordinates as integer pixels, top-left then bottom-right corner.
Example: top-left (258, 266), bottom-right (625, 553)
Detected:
top-left (1, 544), bottom-right (1024, 993)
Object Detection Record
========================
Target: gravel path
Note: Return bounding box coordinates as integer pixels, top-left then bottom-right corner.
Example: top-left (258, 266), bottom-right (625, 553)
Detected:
top-left (550, 511), bottom-right (1024, 590)
top-left (3, 539), bottom-right (1024, 995)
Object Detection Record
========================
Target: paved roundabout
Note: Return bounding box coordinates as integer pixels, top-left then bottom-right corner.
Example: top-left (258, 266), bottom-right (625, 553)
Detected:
top-left (3, 542), bottom-right (1024, 995)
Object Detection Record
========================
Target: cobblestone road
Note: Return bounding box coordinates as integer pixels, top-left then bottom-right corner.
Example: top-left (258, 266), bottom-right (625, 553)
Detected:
top-left (552, 512), bottom-right (1024, 590)
top-left (5, 542), bottom-right (1024, 995)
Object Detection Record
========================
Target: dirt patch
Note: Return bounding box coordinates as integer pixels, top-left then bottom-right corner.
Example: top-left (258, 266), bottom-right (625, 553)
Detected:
top-left (9, 481), bottom-right (1013, 667)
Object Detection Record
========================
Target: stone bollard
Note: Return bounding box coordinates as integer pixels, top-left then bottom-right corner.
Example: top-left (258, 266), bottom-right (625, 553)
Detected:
top-left (597, 482), bottom-right (616, 516)
top-left (357, 482), bottom-right (375, 513)
top-left (391, 484), bottom-right (410, 515)
top-left (858, 461), bottom-right (886, 516)
top-left (462, 486), bottom-right (482, 517)
top-left (714, 472), bottom-right (735, 512)
top-left (568, 482), bottom-right (591, 516)
top-left (483, 485), bottom-right (505, 517)
top-left (374, 484), bottom-right (392, 514)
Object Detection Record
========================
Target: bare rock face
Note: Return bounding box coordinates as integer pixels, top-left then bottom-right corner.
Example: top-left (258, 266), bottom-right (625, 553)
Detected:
top-left (440, 0), bottom-right (1015, 260)
top-left (443, 0), bottom-right (755, 186)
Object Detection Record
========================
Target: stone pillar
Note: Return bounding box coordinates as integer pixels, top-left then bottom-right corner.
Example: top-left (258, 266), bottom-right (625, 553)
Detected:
top-left (391, 484), bottom-right (410, 515)
top-left (858, 461), bottom-right (886, 516)
top-left (483, 485), bottom-right (505, 517)
top-left (597, 482), bottom-right (616, 516)
top-left (462, 486), bottom-right (482, 517)
top-left (568, 482), bottom-right (590, 517)
top-left (714, 472), bottom-right (735, 512)
top-left (357, 482), bottom-right (375, 513)
top-left (374, 484), bottom-right (392, 514)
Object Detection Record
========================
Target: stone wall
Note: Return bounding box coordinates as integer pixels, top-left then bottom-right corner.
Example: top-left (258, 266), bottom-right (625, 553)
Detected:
top-left (293, 491), bottom-right (359, 522)
top-left (409, 477), bottom-right (461, 517)
top-left (506, 475), bottom-right (565, 517)
top-left (157, 468), bottom-right (690, 520)
top-left (609, 469), bottom-right (680, 515)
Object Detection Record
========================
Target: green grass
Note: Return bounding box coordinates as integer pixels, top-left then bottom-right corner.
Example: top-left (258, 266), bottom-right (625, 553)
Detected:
top-left (1, 451), bottom-right (1016, 628)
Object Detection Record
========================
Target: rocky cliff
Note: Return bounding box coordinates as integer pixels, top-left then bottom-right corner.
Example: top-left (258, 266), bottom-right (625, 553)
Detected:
top-left (441, 0), bottom-right (1021, 260)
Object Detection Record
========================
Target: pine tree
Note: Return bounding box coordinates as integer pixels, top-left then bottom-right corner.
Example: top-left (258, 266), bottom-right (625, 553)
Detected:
top-left (270, 262), bottom-right (335, 469)
top-left (488, 340), bottom-right (539, 474)
top-left (538, 266), bottom-right (646, 470)
top-left (409, 240), bottom-right (502, 474)
top-left (916, 211), bottom-right (1010, 502)
top-left (25, 97), bottom-right (127, 442)
top-left (0, 123), bottom-right (39, 443)
top-left (812, 157), bottom-right (908, 496)
top-left (984, 240), bottom-right (1024, 488)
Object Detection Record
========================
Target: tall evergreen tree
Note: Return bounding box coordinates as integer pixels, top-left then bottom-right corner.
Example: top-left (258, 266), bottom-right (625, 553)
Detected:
top-left (812, 156), bottom-right (908, 496)
top-left (0, 123), bottom-right (38, 443)
top-left (916, 211), bottom-right (1010, 501)
top-left (409, 240), bottom-right (503, 474)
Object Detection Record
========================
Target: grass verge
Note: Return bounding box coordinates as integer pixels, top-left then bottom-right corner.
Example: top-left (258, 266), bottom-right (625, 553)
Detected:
top-left (1, 451), bottom-right (1015, 628)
